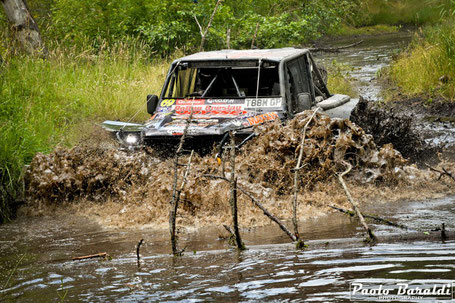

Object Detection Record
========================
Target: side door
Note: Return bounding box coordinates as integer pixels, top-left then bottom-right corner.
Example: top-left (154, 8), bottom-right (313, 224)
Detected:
top-left (284, 55), bottom-right (315, 115)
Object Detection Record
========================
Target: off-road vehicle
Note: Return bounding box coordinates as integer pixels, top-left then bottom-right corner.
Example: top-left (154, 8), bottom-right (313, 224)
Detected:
top-left (102, 48), bottom-right (356, 148)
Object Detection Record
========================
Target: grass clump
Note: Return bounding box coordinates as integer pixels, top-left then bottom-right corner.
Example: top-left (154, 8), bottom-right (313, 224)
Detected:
top-left (327, 61), bottom-right (359, 97)
top-left (0, 41), bottom-right (170, 223)
top-left (387, 22), bottom-right (455, 101)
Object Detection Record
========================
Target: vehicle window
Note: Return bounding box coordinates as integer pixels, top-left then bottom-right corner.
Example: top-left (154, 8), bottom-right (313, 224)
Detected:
top-left (287, 57), bottom-right (310, 95)
top-left (163, 63), bottom-right (280, 98)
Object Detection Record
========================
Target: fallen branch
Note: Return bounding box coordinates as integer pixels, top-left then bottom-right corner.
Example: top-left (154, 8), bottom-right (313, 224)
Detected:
top-left (337, 162), bottom-right (377, 243)
top-left (309, 40), bottom-right (363, 53)
top-left (136, 239), bottom-right (144, 267)
top-left (425, 163), bottom-right (455, 182)
top-left (222, 224), bottom-right (237, 246)
top-left (292, 108), bottom-right (320, 246)
top-left (228, 132), bottom-right (245, 251)
top-left (329, 205), bottom-right (410, 230)
top-left (72, 252), bottom-right (110, 261)
top-left (169, 113), bottom-right (194, 256)
top-left (203, 174), bottom-right (297, 242)
top-left (223, 224), bottom-right (235, 236)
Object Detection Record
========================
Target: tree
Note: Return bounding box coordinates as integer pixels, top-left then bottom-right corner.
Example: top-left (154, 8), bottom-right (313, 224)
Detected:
top-left (1, 0), bottom-right (47, 56)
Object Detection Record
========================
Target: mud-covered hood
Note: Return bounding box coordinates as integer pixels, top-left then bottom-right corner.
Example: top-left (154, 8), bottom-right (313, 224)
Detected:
top-left (103, 97), bottom-right (285, 137)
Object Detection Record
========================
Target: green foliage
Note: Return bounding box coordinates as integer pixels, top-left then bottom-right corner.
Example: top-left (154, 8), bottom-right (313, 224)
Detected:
top-left (37, 0), bottom-right (355, 56)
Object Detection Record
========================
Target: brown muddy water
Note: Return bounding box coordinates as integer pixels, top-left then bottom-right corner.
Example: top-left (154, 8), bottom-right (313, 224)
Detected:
top-left (2, 31), bottom-right (455, 302)
top-left (1, 196), bottom-right (454, 302)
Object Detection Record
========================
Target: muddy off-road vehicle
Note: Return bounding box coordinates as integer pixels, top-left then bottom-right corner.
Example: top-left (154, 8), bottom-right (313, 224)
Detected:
top-left (102, 48), bottom-right (357, 149)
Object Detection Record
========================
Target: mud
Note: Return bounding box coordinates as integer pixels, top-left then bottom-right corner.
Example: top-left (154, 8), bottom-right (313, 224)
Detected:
top-left (351, 96), bottom-right (436, 162)
top-left (351, 96), bottom-right (455, 163)
top-left (23, 112), bottom-right (455, 230)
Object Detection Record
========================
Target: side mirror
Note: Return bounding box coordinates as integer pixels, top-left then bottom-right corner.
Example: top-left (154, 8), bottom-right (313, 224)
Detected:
top-left (147, 95), bottom-right (159, 115)
top-left (297, 93), bottom-right (312, 112)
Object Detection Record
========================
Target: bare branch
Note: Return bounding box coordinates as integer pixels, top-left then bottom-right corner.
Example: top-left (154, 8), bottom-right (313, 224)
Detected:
top-left (203, 174), bottom-right (297, 242)
top-left (193, 15), bottom-right (203, 36)
top-left (292, 108), bottom-right (320, 244)
top-left (337, 161), bottom-right (376, 242)
top-left (198, 0), bottom-right (223, 51)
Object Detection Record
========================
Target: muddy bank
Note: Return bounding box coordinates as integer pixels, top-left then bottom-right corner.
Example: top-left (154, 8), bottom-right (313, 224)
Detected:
top-left (351, 95), bottom-right (455, 163)
top-left (22, 112), bottom-right (455, 230)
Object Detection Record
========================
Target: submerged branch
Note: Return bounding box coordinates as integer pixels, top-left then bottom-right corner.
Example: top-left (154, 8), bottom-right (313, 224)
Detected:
top-left (308, 40), bottom-right (363, 53)
top-left (72, 252), bottom-right (110, 261)
top-left (203, 174), bottom-right (297, 242)
top-left (329, 205), bottom-right (410, 230)
top-left (425, 163), bottom-right (455, 182)
top-left (337, 162), bottom-right (377, 243)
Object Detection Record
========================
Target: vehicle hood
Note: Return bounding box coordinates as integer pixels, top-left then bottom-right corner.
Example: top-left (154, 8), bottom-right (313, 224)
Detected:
top-left (102, 97), bottom-right (285, 137)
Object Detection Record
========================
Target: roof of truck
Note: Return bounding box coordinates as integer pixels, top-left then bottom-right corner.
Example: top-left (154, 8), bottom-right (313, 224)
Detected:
top-left (174, 48), bottom-right (309, 63)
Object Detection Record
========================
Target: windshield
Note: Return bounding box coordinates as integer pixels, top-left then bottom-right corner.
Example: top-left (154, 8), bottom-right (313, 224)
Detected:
top-left (163, 62), bottom-right (280, 99)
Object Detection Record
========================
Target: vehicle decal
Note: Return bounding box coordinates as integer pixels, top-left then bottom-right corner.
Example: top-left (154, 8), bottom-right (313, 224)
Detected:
top-left (246, 112), bottom-right (279, 126)
top-left (205, 99), bottom-right (244, 105)
top-left (174, 105), bottom-right (247, 116)
top-left (176, 99), bottom-right (205, 106)
top-left (160, 99), bottom-right (176, 107)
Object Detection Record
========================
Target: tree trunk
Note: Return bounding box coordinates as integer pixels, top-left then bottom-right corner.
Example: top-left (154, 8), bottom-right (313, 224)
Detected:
top-left (1, 0), bottom-right (47, 56)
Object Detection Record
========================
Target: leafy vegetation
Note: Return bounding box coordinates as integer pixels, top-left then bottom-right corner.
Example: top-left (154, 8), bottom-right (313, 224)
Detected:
top-left (327, 61), bottom-right (359, 98)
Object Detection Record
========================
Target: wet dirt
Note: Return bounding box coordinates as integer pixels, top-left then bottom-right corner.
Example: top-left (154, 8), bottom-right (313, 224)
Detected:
top-left (23, 111), bottom-right (455, 230)
top-left (317, 30), bottom-right (455, 163)
top-left (351, 96), bottom-right (437, 162)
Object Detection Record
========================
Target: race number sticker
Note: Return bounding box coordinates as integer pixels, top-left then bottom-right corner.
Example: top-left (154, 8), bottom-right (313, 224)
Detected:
top-left (160, 99), bottom-right (176, 107)
top-left (244, 98), bottom-right (282, 109)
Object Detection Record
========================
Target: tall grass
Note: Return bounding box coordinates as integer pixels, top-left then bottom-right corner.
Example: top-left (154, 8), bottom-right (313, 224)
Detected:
top-left (0, 38), bottom-right (171, 223)
top-left (388, 21), bottom-right (455, 101)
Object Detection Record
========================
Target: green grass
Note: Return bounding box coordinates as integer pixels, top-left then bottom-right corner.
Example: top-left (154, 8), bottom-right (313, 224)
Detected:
top-left (387, 21), bottom-right (455, 101)
top-left (327, 61), bottom-right (359, 97)
top-left (0, 40), bottom-right (170, 223)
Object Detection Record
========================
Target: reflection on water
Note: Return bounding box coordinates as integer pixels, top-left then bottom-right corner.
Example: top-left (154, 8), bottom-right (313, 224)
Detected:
top-left (1, 196), bottom-right (454, 302)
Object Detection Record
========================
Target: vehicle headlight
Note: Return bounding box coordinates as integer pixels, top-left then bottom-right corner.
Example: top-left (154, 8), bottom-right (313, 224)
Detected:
top-left (125, 134), bottom-right (139, 145)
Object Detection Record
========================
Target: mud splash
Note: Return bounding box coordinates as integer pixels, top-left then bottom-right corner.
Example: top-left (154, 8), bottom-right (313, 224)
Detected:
top-left (23, 111), bottom-right (455, 229)
top-left (351, 96), bottom-right (435, 162)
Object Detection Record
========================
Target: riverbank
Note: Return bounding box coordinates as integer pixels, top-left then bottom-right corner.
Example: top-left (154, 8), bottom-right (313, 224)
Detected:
top-left (385, 21), bottom-right (455, 102)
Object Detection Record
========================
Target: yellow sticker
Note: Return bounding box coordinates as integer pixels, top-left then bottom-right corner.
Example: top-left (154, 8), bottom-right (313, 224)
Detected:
top-left (160, 99), bottom-right (175, 107)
